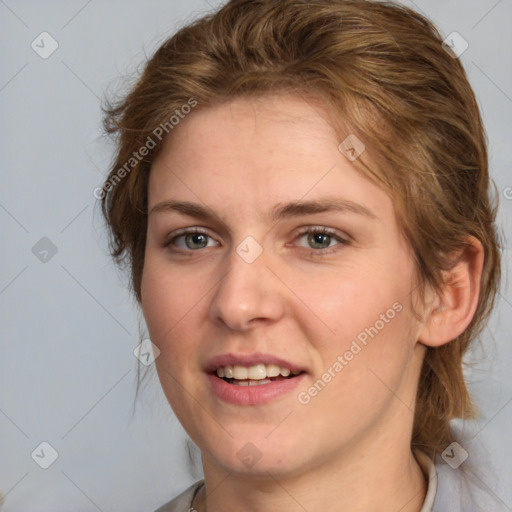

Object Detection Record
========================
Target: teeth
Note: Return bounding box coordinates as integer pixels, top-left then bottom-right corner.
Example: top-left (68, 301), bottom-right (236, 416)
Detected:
top-left (243, 378), bottom-right (272, 386)
top-left (248, 378), bottom-right (271, 386)
top-left (215, 364), bottom-right (300, 380)
top-left (232, 366), bottom-right (248, 379)
top-left (266, 364), bottom-right (280, 378)
top-left (248, 364), bottom-right (266, 380)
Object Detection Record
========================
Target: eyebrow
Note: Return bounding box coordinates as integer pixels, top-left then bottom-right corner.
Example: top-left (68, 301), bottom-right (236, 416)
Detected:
top-left (149, 198), bottom-right (377, 222)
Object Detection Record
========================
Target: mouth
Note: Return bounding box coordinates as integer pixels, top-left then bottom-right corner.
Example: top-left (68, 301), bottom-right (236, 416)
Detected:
top-left (204, 353), bottom-right (308, 404)
top-left (212, 363), bottom-right (305, 386)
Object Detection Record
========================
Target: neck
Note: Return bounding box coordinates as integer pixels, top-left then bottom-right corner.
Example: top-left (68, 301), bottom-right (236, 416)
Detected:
top-left (194, 435), bottom-right (427, 512)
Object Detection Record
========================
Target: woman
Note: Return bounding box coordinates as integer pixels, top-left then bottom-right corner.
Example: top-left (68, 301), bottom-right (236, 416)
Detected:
top-left (100, 1), bottom-right (504, 510)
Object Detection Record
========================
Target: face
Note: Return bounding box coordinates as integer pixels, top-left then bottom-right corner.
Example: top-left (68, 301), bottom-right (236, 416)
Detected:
top-left (141, 94), bottom-right (426, 477)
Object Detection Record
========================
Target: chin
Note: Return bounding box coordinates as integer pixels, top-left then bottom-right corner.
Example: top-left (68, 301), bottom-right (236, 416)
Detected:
top-left (200, 432), bottom-right (312, 478)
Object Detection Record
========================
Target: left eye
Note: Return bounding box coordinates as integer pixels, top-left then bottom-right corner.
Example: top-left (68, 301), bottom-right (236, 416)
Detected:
top-left (295, 228), bottom-right (346, 251)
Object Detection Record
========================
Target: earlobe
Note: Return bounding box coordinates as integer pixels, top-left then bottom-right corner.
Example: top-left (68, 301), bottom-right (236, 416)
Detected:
top-left (418, 237), bottom-right (484, 348)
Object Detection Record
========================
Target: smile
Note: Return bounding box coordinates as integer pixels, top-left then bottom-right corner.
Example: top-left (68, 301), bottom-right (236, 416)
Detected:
top-left (215, 363), bottom-right (302, 386)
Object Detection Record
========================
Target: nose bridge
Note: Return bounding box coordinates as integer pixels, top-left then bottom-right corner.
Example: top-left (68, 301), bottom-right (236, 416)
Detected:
top-left (208, 238), bottom-right (284, 330)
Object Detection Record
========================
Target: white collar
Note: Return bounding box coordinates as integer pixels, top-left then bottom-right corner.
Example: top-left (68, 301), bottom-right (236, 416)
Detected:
top-left (415, 449), bottom-right (438, 512)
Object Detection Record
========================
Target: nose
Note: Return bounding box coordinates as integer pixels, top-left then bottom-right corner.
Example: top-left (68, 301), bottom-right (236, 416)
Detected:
top-left (208, 246), bottom-right (286, 332)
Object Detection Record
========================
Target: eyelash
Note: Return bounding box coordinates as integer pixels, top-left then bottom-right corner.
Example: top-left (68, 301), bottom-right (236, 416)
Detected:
top-left (293, 226), bottom-right (350, 256)
top-left (164, 226), bottom-right (350, 257)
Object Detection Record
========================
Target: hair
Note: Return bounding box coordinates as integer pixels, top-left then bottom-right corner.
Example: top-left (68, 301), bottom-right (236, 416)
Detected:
top-left (101, 0), bottom-right (501, 461)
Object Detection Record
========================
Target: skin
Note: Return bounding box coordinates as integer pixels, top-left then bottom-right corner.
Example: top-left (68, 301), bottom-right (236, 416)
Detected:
top-left (140, 94), bottom-right (483, 512)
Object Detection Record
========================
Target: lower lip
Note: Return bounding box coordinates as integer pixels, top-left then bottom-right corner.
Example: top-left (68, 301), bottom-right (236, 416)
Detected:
top-left (207, 373), bottom-right (307, 405)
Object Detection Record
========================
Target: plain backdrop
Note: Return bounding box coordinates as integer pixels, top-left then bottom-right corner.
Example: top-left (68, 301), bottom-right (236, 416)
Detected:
top-left (1, 1), bottom-right (511, 510)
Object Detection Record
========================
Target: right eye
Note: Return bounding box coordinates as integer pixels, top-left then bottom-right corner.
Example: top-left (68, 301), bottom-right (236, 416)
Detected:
top-left (164, 228), bottom-right (219, 252)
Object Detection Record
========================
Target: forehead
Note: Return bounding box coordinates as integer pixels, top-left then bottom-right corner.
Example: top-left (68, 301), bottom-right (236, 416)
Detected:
top-left (156, 94), bottom-right (337, 167)
top-left (148, 94), bottom-right (393, 223)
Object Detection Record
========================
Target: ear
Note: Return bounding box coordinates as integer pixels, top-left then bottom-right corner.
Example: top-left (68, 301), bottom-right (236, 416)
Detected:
top-left (418, 237), bottom-right (484, 348)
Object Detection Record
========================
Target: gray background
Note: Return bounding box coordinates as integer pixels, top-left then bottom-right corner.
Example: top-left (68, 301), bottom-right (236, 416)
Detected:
top-left (0, 1), bottom-right (511, 510)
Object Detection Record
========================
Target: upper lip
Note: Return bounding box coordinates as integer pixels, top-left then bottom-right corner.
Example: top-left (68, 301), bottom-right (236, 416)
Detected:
top-left (204, 352), bottom-right (306, 375)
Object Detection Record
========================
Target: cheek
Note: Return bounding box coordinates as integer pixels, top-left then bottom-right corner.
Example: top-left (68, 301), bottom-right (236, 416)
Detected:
top-left (292, 261), bottom-right (409, 346)
top-left (295, 259), bottom-right (418, 404)
top-left (140, 257), bottom-right (204, 357)
top-left (140, 260), bottom-right (207, 416)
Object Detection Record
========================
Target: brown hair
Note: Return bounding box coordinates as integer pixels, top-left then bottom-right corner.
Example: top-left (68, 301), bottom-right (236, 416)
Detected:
top-left (101, 0), bottom-right (501, 459)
